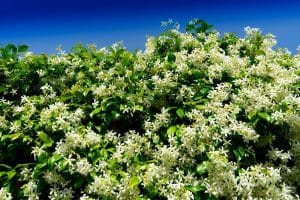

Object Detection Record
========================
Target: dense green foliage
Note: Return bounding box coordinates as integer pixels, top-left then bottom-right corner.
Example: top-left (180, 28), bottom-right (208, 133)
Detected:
top-left (0, 20), bottom-right (300, 199)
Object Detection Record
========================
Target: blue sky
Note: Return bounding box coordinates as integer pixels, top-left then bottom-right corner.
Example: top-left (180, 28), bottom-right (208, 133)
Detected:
top-left (1, 0), bottom-right (300, 54)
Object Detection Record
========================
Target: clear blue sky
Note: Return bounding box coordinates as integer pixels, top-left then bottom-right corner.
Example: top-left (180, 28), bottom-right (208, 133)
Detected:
top-left (1, 0), bottom-right (300, 54)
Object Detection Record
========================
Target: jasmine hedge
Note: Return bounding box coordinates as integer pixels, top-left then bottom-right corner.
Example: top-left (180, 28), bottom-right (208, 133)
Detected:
top-left (0, 19), bottom-right (300, 199)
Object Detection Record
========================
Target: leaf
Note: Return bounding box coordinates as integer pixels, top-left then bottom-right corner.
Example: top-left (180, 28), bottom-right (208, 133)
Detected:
top-left (37, 131), bottom-right (53, 146)
top-left (2, 132), bottom-right (22, 141)
top-left (186, 184), bottom-right (205, 193)
top-left (106, 147), bottom-right (115, 153)
top-left (5, 44), bottom-right (17, 54)
top-left (23, 135), bottom-right (33, 144)
top-left (7, 170), bottom-right (16, 180)
top-left (146, 185), bottom-right (159, 198)
top-left (175, 126), bottom-right (183, 139)
top-left (90, 171), bottom-right (97, 178)
top-left (48, 154), bottom-right (63, 170)
top-left (112, 110), bottom-right (120, 119)
top-left (118, 171), bottom-right (127, 178)
top-left (233, 146), bottom-right (246, 162)
top-left (52, 154), bottom-right (63, 162)
top-left (176, 108), bottom-right (185, 119)
top-left (0, 85), bottom-right (7, 93)
top-left (73, 176), bottom-right (84, 189)
top-left (196, 162), bottom-right (207, 175)
top-left (145, 159), bottom-right (159, 164)
top-left (0, 171), bottom-right (7, 177)
top-left (108, 159), bottom-right (117, 168)
top-left (15, 163), bottom-right (35, 169)
top-left (135, 105), bottom-right (143, 112)
top-left (0, 164), bottom-right (12, 170)
top-left (257, 112), bottom-right (271, 122)
top-left (89, 107), bottom-right (101, 118)
top-left (32, 163), bottom-right (47, 177)
top-left (83, 88), bottom-right (90, 97)
top-left (167, 53), bottom-right (176, 63)
top-left (37, 152), bottom-right (48, 163)
top-left (247, 111), bottom-right (257, 120)
top-left (167, 126), bottom-right (177, 136)
top-left (18, 45), bottom-right (29, 53)
top-left (129, 176), bottom-right (140, 188)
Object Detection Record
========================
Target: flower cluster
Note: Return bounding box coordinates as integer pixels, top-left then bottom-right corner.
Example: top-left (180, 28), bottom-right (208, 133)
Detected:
top-left (0, 20), bottom-right (299, 199)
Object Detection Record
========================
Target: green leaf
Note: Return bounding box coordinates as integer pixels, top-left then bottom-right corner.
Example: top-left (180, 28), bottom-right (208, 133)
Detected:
top-left (73, 175), bottom-right (84, 189)
top-left (7, 170), bottom-right (16, 180)
top-left (58, 93), bottom-right (74, 102)
top-left (23, 135), bottom-right (33, 144)
top-left (257, 112), bottom-right (271, 122)
top-left (83, 88), bottom-right (91, 97)
top-left (48, 154), bottom-right (63, 170)
top-left (15, 163), bottom-right (35, 169)
top-left (18, 45), bottom-right (29, 53)
top-left (145, 159), bottom-right (159, 164)
top-left (233, 146), bottom-right (246, 162)
top-left (5, 44), bottom-right (17, 54)
top-left (176, 108), bottom-right (185, 119)
top-left (167, 126), bottom-right (177, 136)
top-left (146, 185), bottom-right (159, 198)
top-left (186, 184), bottom-right (205, 193)
top-left (167, 53), bottom-right (176, 63)
top-left (116, 171), bottom-right (126, 179)
top-left (129, 176), bottom-right (140, 188)
top-left (37, 152), bottom-right (48, 163)
top-left (38, 131), bottom-right (53, 146)
top-left (135, 105), bottom-right (143, 112)
top-left (32, 163), bottom-right (47, 177)
top-left (175, 126), bottom-right (183, 139)
top-left (90, 107), bottom-right (101, 118)
top-left (90, 171), bottom-right (97, 178)
top-left (106, 147), bottom-right (115, 153)
top-left (5, 132), bottom-right (22, 141)
top-left (247, 111), bottom-right (257, 120)
top-left (112, 110), bottom-right (120, 119)
top-left (0, 164), bottom-right (12, 170)
top-left (0, 171), bottom-right (7, 177)
top-left (0, 85), bottom-right (7, 93)
top-left (108, 159), bottom-right (117, 168)
top-left (52, 154), bottom-right (63, 161)
top-left (196, 162), bottom-right (207, 175)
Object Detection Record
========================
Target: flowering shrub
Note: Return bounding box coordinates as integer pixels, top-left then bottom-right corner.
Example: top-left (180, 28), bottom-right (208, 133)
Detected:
top-left (0, 19), bottom-right (300, 199)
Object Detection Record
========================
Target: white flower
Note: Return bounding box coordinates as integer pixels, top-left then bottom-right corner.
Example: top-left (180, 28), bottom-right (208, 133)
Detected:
top-left (43, 170), bottom-right (69, 187)
top-left (79, 194), bottom-right (95, 200)
top-left (142, 164), bottom-right (168, 187)
top-left (48, 186), bottom-right (73, 200)
top-left (74, 158), bottom-right (93, 176)
top-left (0, 188), bottom-right (12, 200)
top-left (145, 37), bottom-right (156, 56)
top-left (244, 26), bottom-right (261, 36)
top-left (20, 167), bottom-right (32, 181)
top-left (155, 145), bottom-right (180, 168)
top-left (22, 181), bottom-right (40, 200)
top-left (10, 89), bottom-right (17, 96)
top-left (87, 174), bottom-right (116, 197)
top-left (36, 69), bottom-right (45, 77)
top-left (268, 149), bottom-right (292, 163)
top-left (85, 128), bottom-right (101, 146)
top-left (9, 120), bottom-right (21, 133)
top-left (31, 146), bottom-right (45, 161)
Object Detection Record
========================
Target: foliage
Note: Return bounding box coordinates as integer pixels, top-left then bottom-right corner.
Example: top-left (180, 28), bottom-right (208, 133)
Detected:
top-left (0, 20), bottom-right (300, 199)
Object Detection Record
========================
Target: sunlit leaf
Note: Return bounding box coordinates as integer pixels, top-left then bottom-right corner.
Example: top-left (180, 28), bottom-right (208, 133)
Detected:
top-left (176, 108), bottom-right (185, 119)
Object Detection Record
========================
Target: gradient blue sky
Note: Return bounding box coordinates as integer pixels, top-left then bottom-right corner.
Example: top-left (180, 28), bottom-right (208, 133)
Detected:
top-left (1, 0), bottom-right (300, 54)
